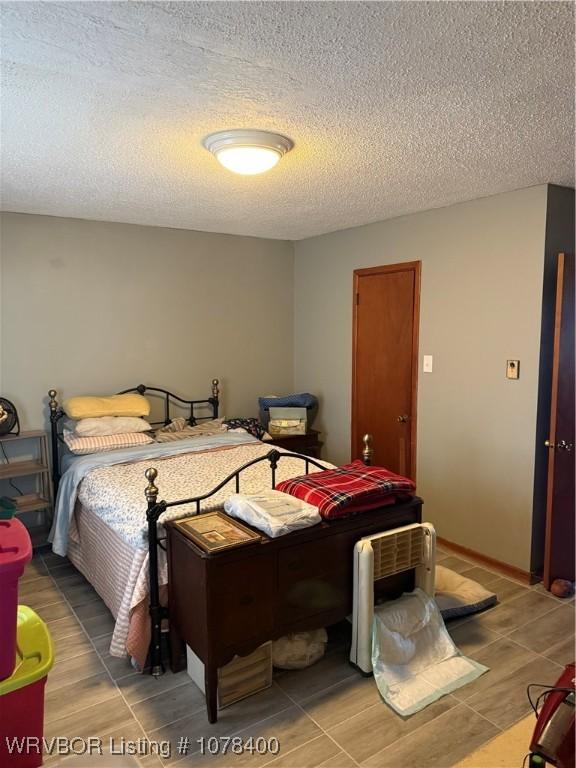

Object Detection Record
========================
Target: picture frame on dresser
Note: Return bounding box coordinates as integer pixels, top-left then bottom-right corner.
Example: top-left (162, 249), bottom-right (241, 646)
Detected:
top-left (174, 511), bottom-right (262, 553)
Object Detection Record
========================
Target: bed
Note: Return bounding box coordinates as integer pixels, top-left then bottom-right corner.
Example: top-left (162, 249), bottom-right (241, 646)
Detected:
top-left (47, 382), bottom-right (337, 666)
top-left (47, 382), bottom-right (420, 676)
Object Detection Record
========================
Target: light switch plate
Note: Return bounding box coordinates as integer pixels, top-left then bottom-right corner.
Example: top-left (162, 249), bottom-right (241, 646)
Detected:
top-left (507, 360), bottom-right (520, 379)
top-left (423, 355), bottom-right (433, 373)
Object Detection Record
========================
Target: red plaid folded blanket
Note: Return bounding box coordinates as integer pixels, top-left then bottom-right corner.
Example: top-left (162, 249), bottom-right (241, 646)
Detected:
top-left (276, 459), bottom-right (416, 520)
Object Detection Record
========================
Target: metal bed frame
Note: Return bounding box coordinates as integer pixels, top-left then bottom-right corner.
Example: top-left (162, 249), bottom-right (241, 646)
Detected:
top-left (48, 380), bottom-right (221, 496)
top-left (47, 382), bottom-right (374, 676)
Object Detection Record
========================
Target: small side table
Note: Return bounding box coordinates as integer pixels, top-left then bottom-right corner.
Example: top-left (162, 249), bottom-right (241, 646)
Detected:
top-left (267, 429), bottom-right (322, 459)
top-left (0, 430), bottom-right (53, 547)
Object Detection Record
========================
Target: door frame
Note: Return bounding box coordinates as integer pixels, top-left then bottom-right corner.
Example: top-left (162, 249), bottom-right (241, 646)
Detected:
top-left (543, 252), bottom-right (575, 588)
top-left (543, 253), bottom-right (566, 588)
top-left (351, 260), bottom-right (421, 478)
top-left (532, 248), bottom-right (575, 580)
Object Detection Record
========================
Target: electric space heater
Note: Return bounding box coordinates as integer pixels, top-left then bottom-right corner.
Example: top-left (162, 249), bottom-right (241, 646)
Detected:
top-left (350, 522), bottom-right (436, 674)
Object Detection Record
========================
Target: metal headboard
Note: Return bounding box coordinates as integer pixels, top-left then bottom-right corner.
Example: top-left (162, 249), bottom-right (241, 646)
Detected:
top-left (47, 380), bottom-right (220, 496)
top-left (117, 382), bottom-right (220, 428)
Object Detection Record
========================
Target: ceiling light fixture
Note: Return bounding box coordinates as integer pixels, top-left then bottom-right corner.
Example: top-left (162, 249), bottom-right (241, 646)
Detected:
top-left (202, 129), bottom-right (294, 175)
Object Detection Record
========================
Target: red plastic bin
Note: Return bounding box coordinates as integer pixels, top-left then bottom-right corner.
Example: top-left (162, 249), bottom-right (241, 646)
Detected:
top-left (0, 518), bottom-right (32, 680)
top-left (0, 607), bottom-right (54, 768)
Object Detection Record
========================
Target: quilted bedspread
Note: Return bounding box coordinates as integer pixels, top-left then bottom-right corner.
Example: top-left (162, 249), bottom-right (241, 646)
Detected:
top-left (75, 439), bottom-right (330, 549)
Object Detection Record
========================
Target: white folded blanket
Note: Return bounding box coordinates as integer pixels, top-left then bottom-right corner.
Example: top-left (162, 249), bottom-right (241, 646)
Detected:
top-left (224, 490), bottom-right (321, 538)
top-left (372, 588), bottom-right (488, 716)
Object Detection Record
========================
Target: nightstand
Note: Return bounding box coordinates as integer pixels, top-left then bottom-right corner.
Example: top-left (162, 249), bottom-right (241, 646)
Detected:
top-left (267, 429), bottom-right (322, 459)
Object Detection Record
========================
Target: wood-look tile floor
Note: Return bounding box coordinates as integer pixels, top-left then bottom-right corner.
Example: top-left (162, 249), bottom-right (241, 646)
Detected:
top-left (24, 546), bottom-right (573, 768)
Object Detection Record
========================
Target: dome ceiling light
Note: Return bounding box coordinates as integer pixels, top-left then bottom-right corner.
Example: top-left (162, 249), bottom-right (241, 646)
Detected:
top-left (202, 129), bottom-right (294, 175)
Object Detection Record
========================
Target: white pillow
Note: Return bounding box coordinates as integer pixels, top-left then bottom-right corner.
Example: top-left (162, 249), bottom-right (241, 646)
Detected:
top-left (72, 416), bottom-right (152, 437)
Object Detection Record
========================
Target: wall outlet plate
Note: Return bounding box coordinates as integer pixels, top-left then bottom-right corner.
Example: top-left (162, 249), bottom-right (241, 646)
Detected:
top-left (506, 360), bottom-right (520, 379)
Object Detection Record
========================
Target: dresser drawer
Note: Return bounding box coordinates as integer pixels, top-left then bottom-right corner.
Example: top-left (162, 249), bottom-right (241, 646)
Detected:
top-left (208, 556), bottom-right (275, 648)
top-left (277, 536), bottom-right (351, 623)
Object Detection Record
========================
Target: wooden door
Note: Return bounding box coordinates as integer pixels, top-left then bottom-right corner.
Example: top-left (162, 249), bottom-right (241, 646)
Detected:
top-left (352, 262), bottom-right (420, 478)
top-left (543, 252), bottom-right (575, 589)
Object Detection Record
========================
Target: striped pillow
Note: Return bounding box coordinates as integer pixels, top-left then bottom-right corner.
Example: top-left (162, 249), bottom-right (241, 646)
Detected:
top-left (63, 430), bottom-right (153, 455)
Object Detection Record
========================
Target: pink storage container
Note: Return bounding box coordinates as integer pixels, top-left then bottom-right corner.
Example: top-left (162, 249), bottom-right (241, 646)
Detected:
top-left (0, 519), bottom-right (32, 680)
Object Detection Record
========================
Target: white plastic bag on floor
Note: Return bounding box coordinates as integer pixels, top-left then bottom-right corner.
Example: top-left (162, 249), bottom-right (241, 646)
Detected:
top-left (372, 588), bottom-right (488, 716)
top-left (272, 629), bottom-right (328, 669)
top-left (224, 490), bottom-right (320, 538)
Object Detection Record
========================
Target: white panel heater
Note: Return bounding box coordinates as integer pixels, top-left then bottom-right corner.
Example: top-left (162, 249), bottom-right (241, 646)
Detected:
top-left (350, 522), bottom-right (436, 674)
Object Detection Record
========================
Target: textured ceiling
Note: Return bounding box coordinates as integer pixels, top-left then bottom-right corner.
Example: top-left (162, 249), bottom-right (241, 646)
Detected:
top-left (1, 1), bottom-right (574, 240)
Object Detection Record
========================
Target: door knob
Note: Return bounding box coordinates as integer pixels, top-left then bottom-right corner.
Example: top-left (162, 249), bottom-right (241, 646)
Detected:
top-left (397, 415), bottom-right (409, 423)
top-left (557, 440), bottom-right (573, 452)
top-left (544, 440), bottom-right (555, 448)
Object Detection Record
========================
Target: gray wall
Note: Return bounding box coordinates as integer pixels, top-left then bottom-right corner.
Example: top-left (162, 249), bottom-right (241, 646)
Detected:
top-left (0, 186), bottom-right (558, 570)
top-left (0, 213), bottom-right (295, 428)
top-left (294, 186), bottom-right (549, 570)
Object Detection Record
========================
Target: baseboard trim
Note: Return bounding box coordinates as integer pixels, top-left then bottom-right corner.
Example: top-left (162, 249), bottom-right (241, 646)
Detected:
top-left (437, 537), bottom-right (536, 585)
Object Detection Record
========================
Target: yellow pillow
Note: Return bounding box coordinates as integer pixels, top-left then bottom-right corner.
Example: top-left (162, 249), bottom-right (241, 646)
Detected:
top-left (63, 393), bottom-right (150, 419)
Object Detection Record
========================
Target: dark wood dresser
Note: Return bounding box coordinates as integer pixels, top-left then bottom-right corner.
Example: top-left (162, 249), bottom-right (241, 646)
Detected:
top-left (267, 429), bottom-right (322, 458)
top-left (166, 496), bottom-right (422, 722)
